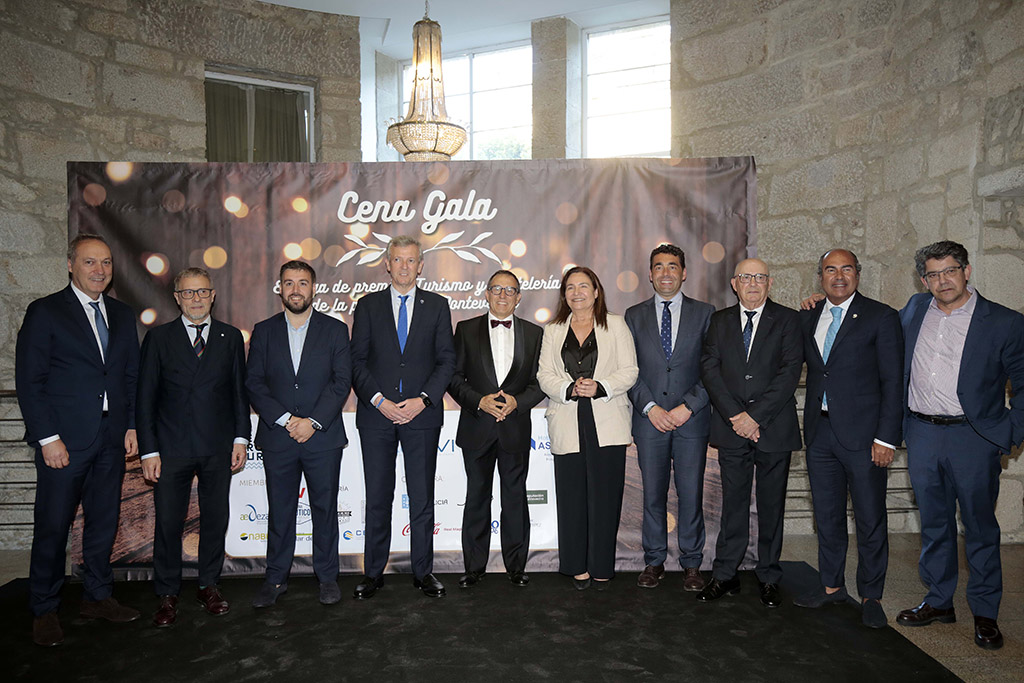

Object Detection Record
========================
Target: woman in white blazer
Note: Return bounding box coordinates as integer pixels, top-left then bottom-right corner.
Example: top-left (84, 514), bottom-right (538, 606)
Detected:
top-left (537, 266), bottom-right (638, 589)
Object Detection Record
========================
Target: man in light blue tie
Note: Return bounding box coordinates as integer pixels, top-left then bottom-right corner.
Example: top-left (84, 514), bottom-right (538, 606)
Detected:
top-left (794, 249), bottom-right (903, 629)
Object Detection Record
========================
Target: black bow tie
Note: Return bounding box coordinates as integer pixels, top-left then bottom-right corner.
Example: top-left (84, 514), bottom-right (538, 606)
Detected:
top-left (490, 320), bottom-right (511, 329)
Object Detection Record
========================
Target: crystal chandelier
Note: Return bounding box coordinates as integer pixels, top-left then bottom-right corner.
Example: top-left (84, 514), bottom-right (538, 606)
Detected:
top-left (386, 3), bottom-right (467, 161)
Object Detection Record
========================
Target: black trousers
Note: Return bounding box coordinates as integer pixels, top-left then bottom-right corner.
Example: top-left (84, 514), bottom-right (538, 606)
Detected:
top-left (461, 437), bottom-right (530, 575)
top-left (553, 398), bottom-right (626, 580)
top-left (30, 416), bottom-right (124, 616)
top-left (712, 443), bottom-right (791, 584)
top-left (152, 452), bottom-right (232, 596)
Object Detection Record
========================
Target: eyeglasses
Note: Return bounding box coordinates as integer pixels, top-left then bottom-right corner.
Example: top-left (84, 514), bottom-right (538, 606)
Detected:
top-left (175, 288), bottom-right (213, 299)
top-left (733, 273), bottom-right (769, 284)
top-left (487, 285), bottom-right (520, 296)
top-left (922, 265), bottom-right (964, 283)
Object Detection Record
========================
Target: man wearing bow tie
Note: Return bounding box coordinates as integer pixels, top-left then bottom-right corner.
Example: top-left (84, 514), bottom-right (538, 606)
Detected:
top-left (350, 235), bottom-right (455, 599)
top-left (448, 270), bottom-right (544, 589)
top-left (793, 249), bottom-right (902, 629)
top-left (136, 268), bottom-right (250, 626)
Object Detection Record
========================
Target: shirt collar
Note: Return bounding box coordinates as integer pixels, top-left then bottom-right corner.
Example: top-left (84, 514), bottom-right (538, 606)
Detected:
top-left (391, 285), bottom-right (415, 300)
top-left (70, 282), bottom-right (103, 306)
top-left (824, 292), bottom-right (856, 314)
top-left (488, 312), bottom-right (514, 326)
top-left (740, 301), bottom-right (767, 316)
top-left (181, 315), bottom-right (211, 329)
top-left (927, 285), bottom-right (977, 316)
top-left (655, 290), bottom-right (684, 307)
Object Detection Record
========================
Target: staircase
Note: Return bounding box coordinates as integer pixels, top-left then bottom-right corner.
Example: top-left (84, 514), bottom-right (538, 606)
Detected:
top-left (0, 390), bottom-right (34, 549)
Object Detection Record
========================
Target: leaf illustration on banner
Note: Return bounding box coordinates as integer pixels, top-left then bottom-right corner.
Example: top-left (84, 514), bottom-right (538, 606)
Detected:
top-left (453, 249), bottom-right (481, 263)
top-left (372, 232), bottom-right (392, 244)
top-left (469, 232), bottom-right (492, 246)
top-left (357, 249), bottom-right (385, 265)
top-left (337, 248), bottom-right (363, 265)
top-left (344, 234), bottom-right (368, 247)
top-left (476, 247), bottom-right (502, 264)
top-left (431, 231), bottom-right (464, 248)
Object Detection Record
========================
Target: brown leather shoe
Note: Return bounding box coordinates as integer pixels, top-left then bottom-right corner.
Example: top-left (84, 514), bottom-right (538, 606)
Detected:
top-left (637, 564), bottom-right (665, 588)
top-left (80, 597), bottom-right (141, 623)
top-left (896, 601), bottom-right (956, 627)
top-left (683, 567), bottom-right (706, 592)
top-left (153, 595), bottom-right (178, 628)
top-left (32, 612), bottom-right (63, 647)
top-left (974, 616), bottom-right (1003, 650)
top-left (196, 586), bottom-right (230, 616)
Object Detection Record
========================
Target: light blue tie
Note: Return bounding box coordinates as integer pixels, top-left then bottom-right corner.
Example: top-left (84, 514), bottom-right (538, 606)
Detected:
top-left (821, 306), bottom-right (843, 409)
top-left (397, 295), bottom-right (408, 393)
top-left (89, 301), bottom-right (109, 358)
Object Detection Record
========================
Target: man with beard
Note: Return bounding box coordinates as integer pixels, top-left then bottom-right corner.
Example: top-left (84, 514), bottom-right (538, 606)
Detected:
top-left (246, 261), bottom-right (352, 607)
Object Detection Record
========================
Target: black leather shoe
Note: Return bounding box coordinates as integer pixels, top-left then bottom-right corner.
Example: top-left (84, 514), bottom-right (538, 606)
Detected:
top-left (696, 576), bottom-right (741, 602)
top-left (353, 575), bottom-right (384, 600)
top-left (413, 573), bottom-right (446, 598)
top-left (896, 601), bottom-right (956, 627)
top-left (458, 571), bottom-right (485, 588)
top-left (572, 576), bottom-right (591, 591)
top-left (508, 571), bottom-right (530, 587)
top-left (974, 616), bottom-right (1003, 650)
top-left (759, 582), bottom-right (781, 608)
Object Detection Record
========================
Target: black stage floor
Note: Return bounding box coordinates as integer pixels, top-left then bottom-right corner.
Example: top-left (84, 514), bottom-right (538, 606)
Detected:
top-left (4, 562), bottom-right (958, 682)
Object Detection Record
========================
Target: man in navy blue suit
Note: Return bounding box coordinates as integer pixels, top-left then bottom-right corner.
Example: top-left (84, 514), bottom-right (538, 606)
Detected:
top-left (894, 241), bottom-right (1024, 651)
top-left (16, 233), bottom-right (141, 647)
top-left (793, 249), bottom-right (903, 629)
top-left (625, 244), bottom-right (714, 591)
top-left (246, 261), bottom-right (352, 608)
top-left (350, 234), bottom-right (456, 599)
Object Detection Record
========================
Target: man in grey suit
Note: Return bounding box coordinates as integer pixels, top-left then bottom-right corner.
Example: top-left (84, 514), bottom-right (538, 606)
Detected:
top-left (625, 244), bottom-right (714, 591)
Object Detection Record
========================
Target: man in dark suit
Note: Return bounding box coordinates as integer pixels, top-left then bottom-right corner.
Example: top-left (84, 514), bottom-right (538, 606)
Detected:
top-left (698, 258), bottom-right (802, 608)
top-left (794, 249), bottom-right (903, 629)
top-left (350, 234), bottom-right (456, 599)
top-left (136, 267), bottom-right (249, 627)
top-left (625, 244), bottom-right (714, 591)
top-left (894, 241), bottom-right (1024, 651)
top-left (16, 233), bottom-right (141, 647)
top-left (448, 270), bottom-right (544, 589)
top-left (246, 261), bottom-right (351, 608)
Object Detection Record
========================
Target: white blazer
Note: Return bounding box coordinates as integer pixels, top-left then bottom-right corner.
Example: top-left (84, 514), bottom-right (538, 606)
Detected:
top-left (537, 312), bottom-right (639, 455)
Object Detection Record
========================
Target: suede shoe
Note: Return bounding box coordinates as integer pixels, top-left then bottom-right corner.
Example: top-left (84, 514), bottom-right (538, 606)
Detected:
top-left (32, 612), bottom-right (63, 647)
top-left (197, 586), bottom-right (230, 615)
top-left (793, 586), bottom-right (849, 608)
top-left (696, 576), bottom-right (740, 602)
top-left (251, 582), bottom-right (287, 608)
top-left (759, 582), bottom-right (781, 608)
top-left (153, 595), bottom-right (178, 627)
top-left (974, 616), bottom-right (1003, 650)
top-left (637, 564), bottom-right (665, 589)
top-left (896, 602), bottom-right (956, 627)
top-left (508, 571), bottom-right (530, 587)
top-left (682, 567), bottom-right (706, 592)
top-left (353, 575), bottom-right (383, 600)
top-left (319, 581), bottom-right (341, 606)
top-left (413, 573), bottom-right (446, 598)
top-left (862, 599), bottom-right (887, 629)
top-left (80, 597), bottom-right (140, 622)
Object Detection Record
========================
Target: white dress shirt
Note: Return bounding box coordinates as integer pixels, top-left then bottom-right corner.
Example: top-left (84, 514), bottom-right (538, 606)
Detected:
top-left (488, 313), bottom-right (515, 385)
top-left (738, 301), bottom-right (767, 361)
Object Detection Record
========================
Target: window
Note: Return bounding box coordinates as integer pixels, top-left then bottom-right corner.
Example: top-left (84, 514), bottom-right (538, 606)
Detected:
top-left (402, 44), bottom-right (532, 160)
top-left (584, 21), bottom-right (670, 158)
top-left (205, 72), bottom-right (315, 162)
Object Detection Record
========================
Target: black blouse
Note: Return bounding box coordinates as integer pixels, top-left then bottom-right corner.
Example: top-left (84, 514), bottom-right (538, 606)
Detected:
top-left (561, 326), bottom-right (607, 401)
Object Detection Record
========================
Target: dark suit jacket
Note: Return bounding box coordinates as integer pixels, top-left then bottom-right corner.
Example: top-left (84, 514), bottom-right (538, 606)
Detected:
top-left (246, 311), bottom-right (351, 453)
top-left (901, 291), bottom-right (1024, 453)
top-left (700, 299), bottom-right (803, 452)
top-left (350, 287), bottom-right (456, 430)
top-left (801, 292), bottom-right (903, 451)
top-left (448, 314), bottom-right (545, 452)
top-left (136, 318), bottom-right (250, 458)
top-left (16, 285), bottom-right (139, 450)
top-left (625, 294), bottom-right (714, 440)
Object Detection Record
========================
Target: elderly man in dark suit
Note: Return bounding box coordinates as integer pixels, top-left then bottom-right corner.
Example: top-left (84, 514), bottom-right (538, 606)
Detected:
top-left (16, 233), bottom-right (141, 647)
top-left (625, 244), bottom-right (714, 591)
top-left (246, 261), bottom-right (352, 608)
top-left (350, 235), bottom-right (456, 599)
top-left (698, 258), bottom-right (802, 608)
top-left (894, 241), bottom-right (1024, 651)
top-left (794, 249), bottom-right (903, 629)
top-left (448, 270), bottom-right (544, 589)
top-left (136, 267), bottom-right (250, 627)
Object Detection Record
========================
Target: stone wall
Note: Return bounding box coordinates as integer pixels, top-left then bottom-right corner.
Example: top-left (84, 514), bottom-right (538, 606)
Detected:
top-left (0, 0), bottom-right (361, 390)
top-left (671, 0), bottom-right (1024, 540)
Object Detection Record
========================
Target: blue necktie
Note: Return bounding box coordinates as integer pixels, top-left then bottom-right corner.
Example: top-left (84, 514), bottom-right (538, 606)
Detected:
top-left (742, 310), bottom-right (755, 358)
top-left (660, 300), bottom-right (672, 361)
top-left (89, 301), bottom-right (109, 358)
top-left (397, 295), bottom-right (409, 393)
top-left (821, 306), bottom-right (843, 409)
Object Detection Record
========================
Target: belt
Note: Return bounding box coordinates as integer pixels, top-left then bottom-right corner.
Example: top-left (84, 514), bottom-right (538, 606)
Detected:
top-left (910, 410), bottom-right (967, 426)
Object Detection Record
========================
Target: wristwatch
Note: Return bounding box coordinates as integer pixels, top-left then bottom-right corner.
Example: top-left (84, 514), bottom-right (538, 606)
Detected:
top-left (419, 392), bottom-right (432, 408)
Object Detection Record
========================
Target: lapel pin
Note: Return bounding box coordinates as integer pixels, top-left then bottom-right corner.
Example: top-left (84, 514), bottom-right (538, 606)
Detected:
top-left (852, 314), bottom-right (858, 319)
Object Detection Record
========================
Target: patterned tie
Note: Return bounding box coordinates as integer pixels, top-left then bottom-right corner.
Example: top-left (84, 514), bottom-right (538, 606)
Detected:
top-left (821, 306), bottom-right (843, 409)
top-left (190, 323), bottom-right (207, 358)
top-left (660, 300), bottom-right (672, 361)
top-left (742, 310), bottom-right (756, 358)
top-left (89, 301), bottom-right (108, 357)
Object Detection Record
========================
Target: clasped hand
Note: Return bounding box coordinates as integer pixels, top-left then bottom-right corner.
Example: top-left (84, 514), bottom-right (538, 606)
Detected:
top-left (729, 411), bottom-right (760, 442)
top-left (479, 390), bottom-right (518, 421)
top-left (571, 378), bottom-right (599, 398)
top-left (377, 397), bottom-right (426, 425)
